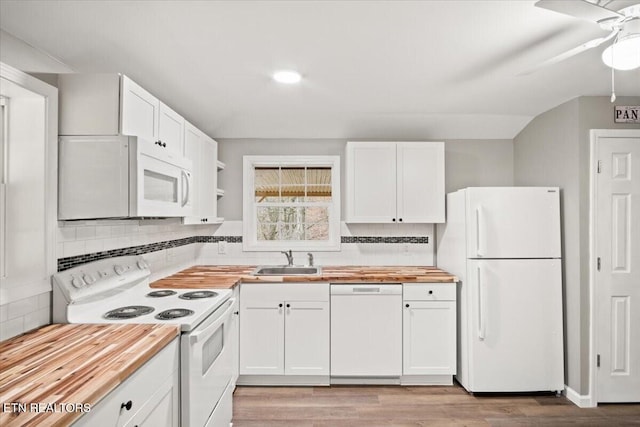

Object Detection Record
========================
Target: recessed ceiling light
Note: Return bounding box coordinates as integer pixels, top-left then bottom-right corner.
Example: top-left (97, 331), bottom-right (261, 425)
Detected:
top-left (273, 70), bottom-right (302, 84)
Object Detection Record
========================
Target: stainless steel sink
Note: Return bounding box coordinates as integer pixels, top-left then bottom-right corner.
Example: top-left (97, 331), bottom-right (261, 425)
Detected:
top-left (252, 266), bottom-right (321, 276)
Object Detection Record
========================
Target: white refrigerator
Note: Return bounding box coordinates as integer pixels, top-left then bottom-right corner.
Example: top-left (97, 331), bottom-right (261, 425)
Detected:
top-left (437, 187), bottom-right (564, 393)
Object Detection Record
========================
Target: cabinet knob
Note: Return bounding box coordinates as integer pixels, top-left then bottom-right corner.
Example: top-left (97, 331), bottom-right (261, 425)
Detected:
top-left (121, 400), bottom-right (133, 411)
top-left (405, 303), bottom-right (410, 308)
top-left (399, 218), bottom-right (403, 222)
top-left (278, 303), bottom-right (283, 308)
top-left (162, 142), bottom-right (167, 148)
top-left (428, 290), bottom-right (433, 295)
top-left (233, 311), bottom-right (239, 315)
top-left (286, 303), bottom-right (291, 308)
top-left (392, 218), bottom-right (396, 222)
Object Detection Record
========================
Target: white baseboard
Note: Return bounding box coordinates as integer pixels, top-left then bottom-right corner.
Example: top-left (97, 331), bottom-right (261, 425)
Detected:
top-left (237, 375), bottom-right (330, 386)
top-left (564, 385), bottom-right (596, 408)
top-left (401, 375), bottom-right (453, 386)
top-left (331, 376), bottom-right (401, 385)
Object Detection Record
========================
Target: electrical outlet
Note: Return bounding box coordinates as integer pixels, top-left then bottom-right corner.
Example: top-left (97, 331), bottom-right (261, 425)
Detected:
top-left (218, 240), bottom-right (227, 254)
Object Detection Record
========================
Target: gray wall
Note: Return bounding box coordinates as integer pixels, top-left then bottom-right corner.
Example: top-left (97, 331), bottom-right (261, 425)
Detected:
top-left (514, 95), bottom-right (640, 395)
top-left (0, 30), bottom-right (74, 74)
top-left (218, 139), bottom-right (514, 221)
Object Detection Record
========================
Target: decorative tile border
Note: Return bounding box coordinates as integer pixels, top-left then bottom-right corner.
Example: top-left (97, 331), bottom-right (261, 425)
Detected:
top-left (196, 236), bottom-right (243, 243)
top-left (57, 237), bottom-right (199, 271)
top-left (341, 236), bottom-right (429, 244)
top-left (57, 235), bottom-right (429, 271)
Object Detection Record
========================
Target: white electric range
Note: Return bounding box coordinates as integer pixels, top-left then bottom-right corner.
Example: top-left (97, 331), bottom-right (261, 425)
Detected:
top-left (52, 255), bottom-right (235, 427)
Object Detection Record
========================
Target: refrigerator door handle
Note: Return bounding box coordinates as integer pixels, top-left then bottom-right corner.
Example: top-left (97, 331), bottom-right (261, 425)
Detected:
top-left (476, 206), bottom-right (484, 257)
top-left (477, 266), bottom-right (485, 340)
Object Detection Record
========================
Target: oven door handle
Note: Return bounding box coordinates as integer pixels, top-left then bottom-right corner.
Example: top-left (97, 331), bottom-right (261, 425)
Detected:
top-left (189, 298), bottom-right (235, 345)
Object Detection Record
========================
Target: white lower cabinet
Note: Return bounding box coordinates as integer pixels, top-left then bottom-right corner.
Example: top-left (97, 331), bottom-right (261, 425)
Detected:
top-left (402, 283), bottom-right (456, 385)
top-left (238, 283), bottom-right (329, 385)
top-left (73, 338), bottom-right (179, 427)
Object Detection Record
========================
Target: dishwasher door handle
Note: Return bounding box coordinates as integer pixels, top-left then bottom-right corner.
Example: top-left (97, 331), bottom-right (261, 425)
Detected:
top-left (331, 284), bottom-right (402, 295)
top-left (352, 287), bottom-right (381, 293)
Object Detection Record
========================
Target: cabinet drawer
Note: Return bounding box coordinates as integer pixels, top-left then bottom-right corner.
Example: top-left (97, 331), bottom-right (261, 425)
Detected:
top-left (240, 282), bottom-right (329, 305)
top-left (403, 283), bottom-right (456, 301)
top-left (74, 338), bottom-right (179, 427)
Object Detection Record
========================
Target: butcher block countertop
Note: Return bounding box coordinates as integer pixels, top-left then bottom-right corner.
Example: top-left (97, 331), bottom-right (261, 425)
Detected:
top-left (0, 323), bottom-right (179, 427)
top-left (151, 265), bottom-right (458, 289)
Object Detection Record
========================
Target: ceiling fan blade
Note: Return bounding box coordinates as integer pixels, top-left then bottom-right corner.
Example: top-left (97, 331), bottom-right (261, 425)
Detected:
top-left (535, 0), bottom-right (624, 23)
top-left (518, 31), bottom-right (618, 75)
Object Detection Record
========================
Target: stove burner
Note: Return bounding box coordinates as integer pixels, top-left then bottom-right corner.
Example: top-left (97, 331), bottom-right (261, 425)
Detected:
top-left (179, 290), bottom-right (218, 300)
top-left (146, 290), bottom-right (177, 298)
top-left (155, 308), bottom-right (195, 320)
top-left (104, 305), bottom-right (154, 319)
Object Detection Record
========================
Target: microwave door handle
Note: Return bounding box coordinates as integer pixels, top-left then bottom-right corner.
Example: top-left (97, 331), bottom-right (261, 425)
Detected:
top-left (189, 298), bottom-right (235, 345)
top-left (181, 170), bottom-right (190, 207)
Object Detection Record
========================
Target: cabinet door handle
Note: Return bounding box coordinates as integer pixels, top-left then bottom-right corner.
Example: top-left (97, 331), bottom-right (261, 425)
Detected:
top-left (278, 303), bottom-right (283, 308)
top-left (428, 290), bottom-right (433, 295)
top-left (121, 400), bottom-right (133, 411)
top-left (392, 218), bottom-right (396, 222)
top-left (405, 303), bottom-right (410, 308)
top-left (399, 218), bottom-right (403, 222)
top-left (286, 303), bottom-right (291, 308)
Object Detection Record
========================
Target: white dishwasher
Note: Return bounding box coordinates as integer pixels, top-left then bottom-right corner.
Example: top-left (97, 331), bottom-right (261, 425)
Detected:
top-left (330, 284), bottom-right (402, 382)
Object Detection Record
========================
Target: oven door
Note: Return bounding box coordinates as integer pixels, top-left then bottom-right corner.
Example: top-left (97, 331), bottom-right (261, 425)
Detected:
top-left (181, 298), bottom-right (235, 427)
top-left (130, 138), bottom-right (192, 217)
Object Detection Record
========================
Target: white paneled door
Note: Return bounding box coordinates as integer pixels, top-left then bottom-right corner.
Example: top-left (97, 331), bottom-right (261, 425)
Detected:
top-left (595, 130), bottom-right (640, 403)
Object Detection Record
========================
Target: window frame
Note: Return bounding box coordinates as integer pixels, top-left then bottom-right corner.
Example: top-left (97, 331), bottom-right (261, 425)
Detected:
top-left (243, 155), bottom-right (341, 252)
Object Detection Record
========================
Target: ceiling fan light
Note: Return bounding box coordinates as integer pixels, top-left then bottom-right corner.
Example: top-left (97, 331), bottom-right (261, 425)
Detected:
top-left (273, 70), bottom-right (302, 84)
top-left (602, 33), bottom-right (640, 70)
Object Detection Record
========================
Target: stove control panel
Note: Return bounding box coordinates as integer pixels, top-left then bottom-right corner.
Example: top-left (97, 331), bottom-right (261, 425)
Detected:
top-left (52, 255), bottom-right (151, 305)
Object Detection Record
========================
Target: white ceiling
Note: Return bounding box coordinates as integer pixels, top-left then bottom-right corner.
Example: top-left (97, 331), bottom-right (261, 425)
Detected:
top-left (1, 0), bottom-right (639, 140)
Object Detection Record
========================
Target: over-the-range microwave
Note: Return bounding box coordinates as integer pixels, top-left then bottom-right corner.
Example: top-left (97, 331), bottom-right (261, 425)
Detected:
top-left (59, 135), bottom-right (193, 220)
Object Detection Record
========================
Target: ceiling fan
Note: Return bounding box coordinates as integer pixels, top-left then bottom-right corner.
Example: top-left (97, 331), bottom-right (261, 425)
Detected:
top-left (533, 0), bottom-right (640, 71)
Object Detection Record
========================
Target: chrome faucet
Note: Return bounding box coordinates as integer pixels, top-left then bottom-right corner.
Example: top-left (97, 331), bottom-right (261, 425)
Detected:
top-left (307, 252), bottom-right (314, 267)
top-left (281, 250), bottom-right (294, 266)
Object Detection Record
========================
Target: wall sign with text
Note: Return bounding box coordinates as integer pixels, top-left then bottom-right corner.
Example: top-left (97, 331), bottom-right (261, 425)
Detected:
top-left (614, 106), bottom-right (639, 123)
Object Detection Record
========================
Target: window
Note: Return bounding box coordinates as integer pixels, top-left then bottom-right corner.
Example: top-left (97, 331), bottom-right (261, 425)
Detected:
top-left (243, 156), bottom-right (340, 251)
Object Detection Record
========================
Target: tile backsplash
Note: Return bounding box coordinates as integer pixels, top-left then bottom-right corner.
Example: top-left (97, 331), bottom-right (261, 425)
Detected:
top-left (196, 221), bottom-right (434, 266)
top-left (1, 218), bottom-right (433, 341)
top-left (0, 292), bottom-right (50, 341)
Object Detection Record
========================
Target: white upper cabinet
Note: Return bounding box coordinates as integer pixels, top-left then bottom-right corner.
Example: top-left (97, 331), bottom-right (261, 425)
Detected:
top-left (397, 142), bottom-right (445, 223)
top-left (183, 122), bottom-right (222, 224)
top-left (59, 74), bottom-right (184, 155)
top-left (346, 142), bottom-right (397, 222)
top-left (120, 75), bottom-right (159, 142)
top-left (345, 141), bottom-right (445, 223)
top-left (157, 102), bottom-right (184, 154)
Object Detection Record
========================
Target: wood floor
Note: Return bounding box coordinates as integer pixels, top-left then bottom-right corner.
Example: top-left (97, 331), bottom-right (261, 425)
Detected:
top-left (232, 384), bottom-right (640, 426)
